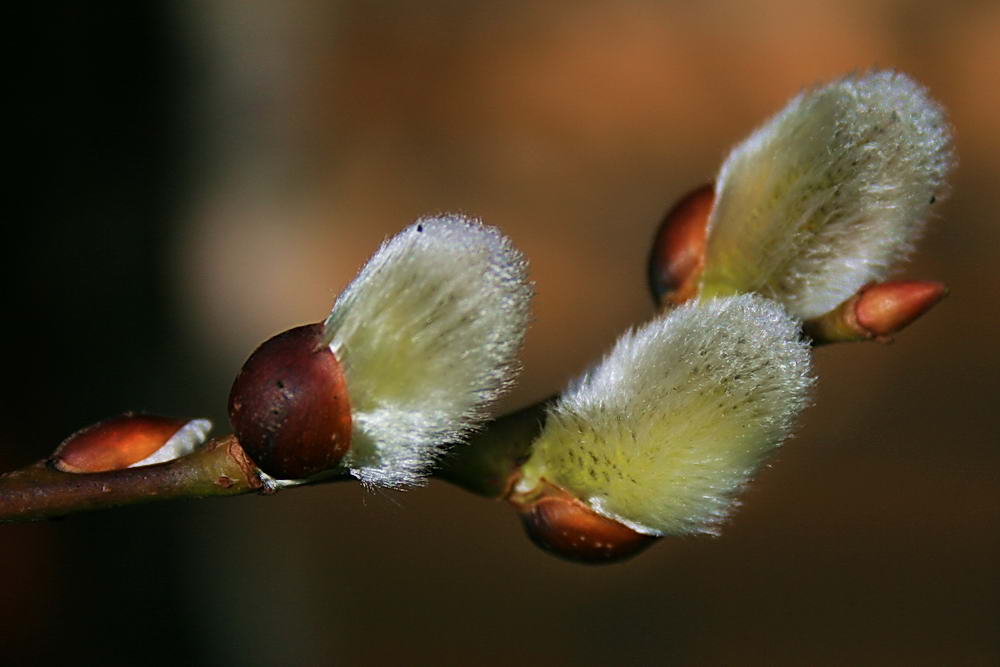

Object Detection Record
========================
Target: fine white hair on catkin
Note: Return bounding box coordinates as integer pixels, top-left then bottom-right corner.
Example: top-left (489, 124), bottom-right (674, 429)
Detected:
top-left (323, 215), bottom-right (532, 488)
top-left (700, 70), bottom-right (955, 320)
top-left (516, 295), bottom-right (813, 536)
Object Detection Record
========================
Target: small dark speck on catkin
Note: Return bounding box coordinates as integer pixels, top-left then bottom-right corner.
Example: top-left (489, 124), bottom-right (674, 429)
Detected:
top-left (417, 224), bottom-right (424, 232)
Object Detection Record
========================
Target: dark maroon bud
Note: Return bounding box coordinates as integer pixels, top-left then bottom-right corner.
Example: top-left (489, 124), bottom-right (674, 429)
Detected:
top-left (229, 323), bottom-right (352, 479)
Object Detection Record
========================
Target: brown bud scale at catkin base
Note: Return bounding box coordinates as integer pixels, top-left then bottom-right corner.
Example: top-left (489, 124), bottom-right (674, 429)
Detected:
top-left (229, 323), bottom-right (352, 480)
top-left (511, 481), bottom-right (657, 564)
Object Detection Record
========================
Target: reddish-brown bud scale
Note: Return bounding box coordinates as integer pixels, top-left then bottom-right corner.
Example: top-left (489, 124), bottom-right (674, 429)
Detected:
top-left (229, 323), bottom-right (352, 479)
top-left (648, 183), bottom-right (715, 308)
top-left (804, 280), bottom-right (947, 344)
top-left (52, 414), bottom-right (188, 473)
top-left (854, 281), bottom-right (948, 341)
top-left (512, 482), bottom-right (657, 564)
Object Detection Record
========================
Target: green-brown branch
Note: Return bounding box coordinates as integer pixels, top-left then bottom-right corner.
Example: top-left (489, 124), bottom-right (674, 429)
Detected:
top-left (0, 436), bottom-right (266, 522)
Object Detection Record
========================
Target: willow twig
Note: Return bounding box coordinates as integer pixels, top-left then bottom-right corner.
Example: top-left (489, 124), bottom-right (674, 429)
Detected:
top-left (0, 400), bottom-right (549, 522)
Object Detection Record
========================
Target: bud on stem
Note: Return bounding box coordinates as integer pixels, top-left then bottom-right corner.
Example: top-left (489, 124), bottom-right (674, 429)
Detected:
top-left (804, 281), bottom-right (947, 344)
top-left (509, 295), bottom-right (812, 563)
top-left (226, 216), bottom-right (531, 487)
top-left (51, 414), bottom-right (211, 473)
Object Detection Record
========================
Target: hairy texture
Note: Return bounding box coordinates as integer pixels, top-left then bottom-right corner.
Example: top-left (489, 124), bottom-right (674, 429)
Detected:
top-left (517, 295), bottom-right (812, 536)
top-left (131, 419), bottom-right (212, 467)
top-left (701, 70), bottom-right (954, 319)
top-left (324, 216), bottom-right (532, 488)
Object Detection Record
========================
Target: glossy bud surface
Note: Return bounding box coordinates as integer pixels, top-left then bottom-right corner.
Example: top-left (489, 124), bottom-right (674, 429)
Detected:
top-left (229, 323), bottom-right (352, 479)
top-left (648, 183), bottom-right (714, 308)
top-left (53, 414), bottom-right (189, 473)
top-left (804, 280), bottom-right (948, 344)
top-left (514, 483), bottom-right (657, 564)
top-left (855, 280), bottom-right (947, 340)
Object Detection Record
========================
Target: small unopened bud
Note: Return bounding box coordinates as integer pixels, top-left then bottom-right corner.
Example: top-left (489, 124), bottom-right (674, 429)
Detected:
top-left (515, 295), bottom-right (812, 557)
top-left (647, 183), bottom-right (714, 308)
top-left (805, 280), bottom-right (947, 344)
top-left (856, 281), bottom-right (948, 340)
top-left (229, 323), bottom-right (352, 480)
top-left (52, 414), bottom-right (212, 473)
top-left (512, 481), bottom-right (656, 564)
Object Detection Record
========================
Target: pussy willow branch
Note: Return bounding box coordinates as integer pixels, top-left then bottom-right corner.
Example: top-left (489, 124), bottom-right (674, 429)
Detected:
top-left (0, 314), bottom-right (914, 525)
top-left (0, 403), bottom-right (547, 523)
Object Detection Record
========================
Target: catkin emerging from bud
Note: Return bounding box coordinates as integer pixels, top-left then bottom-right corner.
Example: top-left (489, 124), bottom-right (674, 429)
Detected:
top-left (516, 295), bottom-right (812, 536)
top-left (701, 70), bottom-right (954, 319)
top-left (324, 216), bottom-right (532, 488)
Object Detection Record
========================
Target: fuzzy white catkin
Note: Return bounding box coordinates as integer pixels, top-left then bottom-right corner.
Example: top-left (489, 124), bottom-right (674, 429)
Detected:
top-left (323, 215), bottom-right (532, 488)
top-left (700, 70), bottom-right (954, 320)
top-left (516, 295), bottom-right (813, 536)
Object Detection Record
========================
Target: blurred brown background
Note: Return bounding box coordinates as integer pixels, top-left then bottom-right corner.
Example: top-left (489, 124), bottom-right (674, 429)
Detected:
top-left (8, 1), bottom-right (998, 665)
